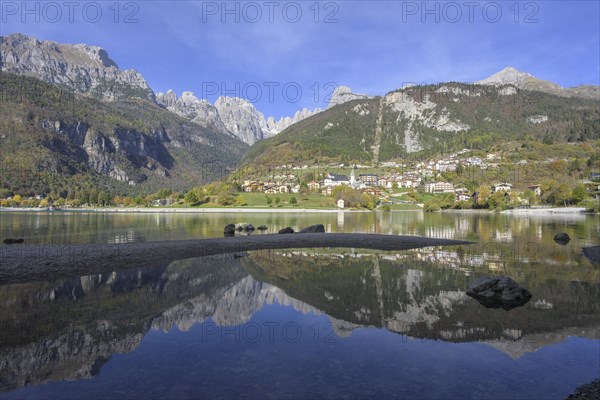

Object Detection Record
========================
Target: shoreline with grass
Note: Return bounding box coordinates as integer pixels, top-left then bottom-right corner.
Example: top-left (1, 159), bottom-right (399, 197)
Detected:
top-left (1, 205), bottom-right (595, 214)
top-left (0, 206), bottom-right (368, 213)
top-left (440, 206), bottom-right (595, 215)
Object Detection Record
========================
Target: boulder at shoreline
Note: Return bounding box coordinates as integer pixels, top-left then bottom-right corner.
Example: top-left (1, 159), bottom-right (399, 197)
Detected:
top-left (299, 224), bottom-right (325, 233)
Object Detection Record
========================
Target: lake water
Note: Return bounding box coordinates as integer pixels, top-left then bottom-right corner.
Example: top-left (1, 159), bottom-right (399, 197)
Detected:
top-left (1, 210), bottom-right (598, 399)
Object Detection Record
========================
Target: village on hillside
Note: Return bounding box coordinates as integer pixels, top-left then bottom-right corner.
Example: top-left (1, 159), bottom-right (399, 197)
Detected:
top-left (239, 148), bottom-right (600, 210)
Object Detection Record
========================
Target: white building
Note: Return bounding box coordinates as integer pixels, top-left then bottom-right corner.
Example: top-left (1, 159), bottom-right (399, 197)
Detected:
top-left (323, 173), bottom-right (350, 187)
top-left (492, 183), bottom-right (513, 193)
top-left (425, 182), bottom-right (455, 193)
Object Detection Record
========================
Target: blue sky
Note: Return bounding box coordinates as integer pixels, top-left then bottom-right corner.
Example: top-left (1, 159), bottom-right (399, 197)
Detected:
top-left (1, 0), bottom-right (599, 118)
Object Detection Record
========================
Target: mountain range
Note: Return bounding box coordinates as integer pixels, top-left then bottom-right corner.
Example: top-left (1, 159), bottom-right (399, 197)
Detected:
top-left (243, 71), bottom-right (599, 167)
top-left (1, 32), bottom-right (598, 194)
top-left (0, 33), bottom-right (320, 146)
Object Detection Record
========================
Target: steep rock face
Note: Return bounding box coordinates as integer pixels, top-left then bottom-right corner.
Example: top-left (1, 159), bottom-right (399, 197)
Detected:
top-left (156, 90), bottom-right (231, 136)
top-left (0, 33), bottom-right (155, 102)
top-left (384, 90), bottom-right (471, 153)
top-left (214, 96), bottom-right (268, 145)
top-left (40, 117), bottom-right (172, 183)
top-left (327, 85), bottom-right (373, 108)
top-left (1, 72), bottom-right (249, 191)
top-left (157, 91), bottom-right (321, 144)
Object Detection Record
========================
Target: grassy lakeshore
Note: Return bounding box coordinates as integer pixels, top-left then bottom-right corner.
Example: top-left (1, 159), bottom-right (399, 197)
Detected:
top-left (0, 206), bottom-right (366, 213)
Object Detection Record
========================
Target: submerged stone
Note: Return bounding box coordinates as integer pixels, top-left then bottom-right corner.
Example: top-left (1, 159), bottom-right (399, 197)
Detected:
top-left (553, 232), bottom-right (570, 245)
top-left (3, 238), bottom-right (24, 244)
top-left (278, 227), bottom-right (294, 234)
top-left (466, 276), bottom-right (532, 311)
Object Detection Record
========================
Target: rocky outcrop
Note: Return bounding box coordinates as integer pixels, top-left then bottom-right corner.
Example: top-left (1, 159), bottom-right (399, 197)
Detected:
top-left (466, 276), bottom-right (532, 311)
top-left (477, 66), bottom-right (599, 100)
top-left (0, 33), bottom-right (155, 101)
top-left (327, 85), bottom-right (373, 108)
top-left (384, 90), bottom-right (470, 153)
top-left (214, 96), bottom-right (268, 145)
top-left (156, 90), bottom-right (231, 136)
top-left (263, 107), bottom-right (321, 136)
top-left (158, 92), bottom-right (321, 144)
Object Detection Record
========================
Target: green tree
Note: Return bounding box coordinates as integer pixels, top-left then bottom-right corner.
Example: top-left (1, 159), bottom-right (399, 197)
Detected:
top-left (299, 182), bottom-right (310, 195)
top-left (553, 183), bottom-right (573, 206)
top-left (185, 190), bottom-right (199, 204)
top-left (523, 189), bottom-right (537, 206)
top-left (424, 199), bottom-right (441, 212)
top-left (476, 185), bottom-right (491, 208)
top-left (266, 196), bottom-right (273, 205)
top-left (572, 183), bottom-right (588, 204)
top-left (217, 194), bottom-right (235, 206)
top-left (290, 196), bottom-right (298, 205)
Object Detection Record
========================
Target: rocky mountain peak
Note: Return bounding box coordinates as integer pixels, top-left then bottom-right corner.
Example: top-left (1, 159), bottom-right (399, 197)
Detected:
top-left (477, 66), bottom-right (536, 86)
top-left (71, 44), bottom-right (118, 68)
top-left (0, 33), bottom-right (155, 102)
top-left (328, 85), bottom-right (373, 108)
top-left (475, 66), bottom-right (598, 99)
top-left (156, 90), bottom-right (230, 136)
top-left (214, 96), bottom-right (268, 145)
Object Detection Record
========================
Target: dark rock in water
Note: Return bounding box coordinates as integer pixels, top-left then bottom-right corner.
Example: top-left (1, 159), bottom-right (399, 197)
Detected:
top-left (466, 276), bottom-right (532, 311)
top-left (565, 378), bottom-right (600, 400)
top-left (257, 225), bottom-right (268, 231)
top-left (235, 222), bottom-right (254, 232)
top-left (554, 232), bottom-right (570, 245)
top-left (278, 227), bottom-right (294, 234)
top-left (583, 246), bottom-right (600, 265)
top-left (224, 224), bottom-right (236, 235)
top-left (3, 238), bottom-right (24, 244)
top-left (233, 252), bottom-right (249, 259)
top-left (299, 224), bottom-right (325, 233)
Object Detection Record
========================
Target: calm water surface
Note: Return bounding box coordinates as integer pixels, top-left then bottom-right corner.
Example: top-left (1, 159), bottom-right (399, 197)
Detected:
top-left (0, 210), bottom-right (598, 399)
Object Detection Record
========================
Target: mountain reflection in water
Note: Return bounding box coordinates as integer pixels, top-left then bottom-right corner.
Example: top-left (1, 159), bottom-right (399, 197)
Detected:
top-left (0, 246), bottom-right (598, 399)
